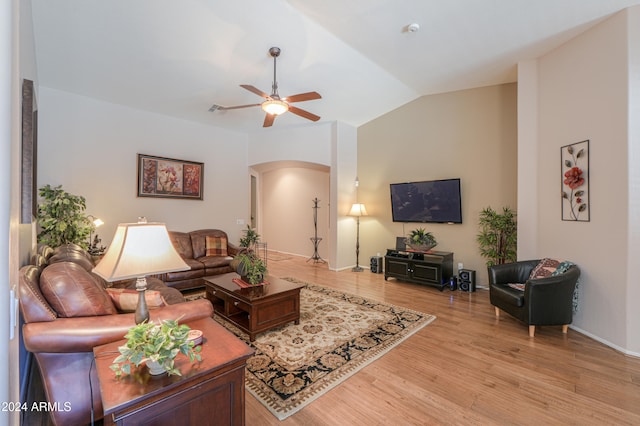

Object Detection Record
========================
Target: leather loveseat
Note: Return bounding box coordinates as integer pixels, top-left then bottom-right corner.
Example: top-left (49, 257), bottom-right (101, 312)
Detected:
top-left (489, 258), bottom-right (580, 337)
top-left (19, 244), bottom-right (213, 425)
top-left (157, 229), bottom-right (244, 291)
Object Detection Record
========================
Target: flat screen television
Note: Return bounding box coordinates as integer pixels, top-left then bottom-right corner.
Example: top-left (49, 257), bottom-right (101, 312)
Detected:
top-left (390, 178), bottom-right (462, 224)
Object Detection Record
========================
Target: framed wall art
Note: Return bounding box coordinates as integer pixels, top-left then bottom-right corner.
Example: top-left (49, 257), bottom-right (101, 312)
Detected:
top-left (21, 79), bottom-right (38, 224)
top-left (137, 154), bottom-right (204, 200)
top-left (561, 140), bottom-right (589, 221)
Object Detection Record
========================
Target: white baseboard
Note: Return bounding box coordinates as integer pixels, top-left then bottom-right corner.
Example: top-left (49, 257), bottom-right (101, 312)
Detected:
top-left (570, 325), bottom-right (640, 358)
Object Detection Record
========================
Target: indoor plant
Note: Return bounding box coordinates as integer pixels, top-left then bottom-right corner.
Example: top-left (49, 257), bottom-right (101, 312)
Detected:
top-left (477, 206), bottom-right (517, 267)
top-left (239, 225), bottom-right (260, 250)
top-left (235, 252), bottom-right (267, 285)
top-left (36, 184), bottom-right (94, 249)
top-left (405, 228), bottom-right (437, 252)
top-left (110, 318), bottom-right (202, 377)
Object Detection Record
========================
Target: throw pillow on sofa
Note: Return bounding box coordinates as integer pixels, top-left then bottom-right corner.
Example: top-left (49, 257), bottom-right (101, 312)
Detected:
top-left (105, 288), bottom-right (167, 312)
top-left (528, 258), bottom-right (563, 280)
top-left (40, 262), bottom-right (118, 317)
top-left (205, 235), bottom-right (228, 257)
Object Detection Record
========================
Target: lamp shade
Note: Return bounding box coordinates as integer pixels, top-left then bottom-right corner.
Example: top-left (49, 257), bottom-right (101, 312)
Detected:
top-left (348, 203), bottom-right (368, 217)
top-left (92, 222), bottom-right (188, 281)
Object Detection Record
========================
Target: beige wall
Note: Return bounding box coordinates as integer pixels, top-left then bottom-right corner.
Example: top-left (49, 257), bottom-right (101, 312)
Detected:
top-left (357, 84), bottom-right (517, 284)
top-left (531, 7), bottom-right (640, 355)
top-left (37, 88), bottom-right (250, 245)
top-left (260, 165), bottom-right (330, 259)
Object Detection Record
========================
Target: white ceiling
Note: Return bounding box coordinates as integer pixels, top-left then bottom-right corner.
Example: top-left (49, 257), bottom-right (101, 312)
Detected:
top-left (30, 0), bottom-right (640, 133)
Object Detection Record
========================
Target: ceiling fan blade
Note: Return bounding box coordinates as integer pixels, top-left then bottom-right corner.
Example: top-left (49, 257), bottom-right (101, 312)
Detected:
top-left (284, 91), bottom-right (322, 103)
top-left (240, 84), bottom-right (271, 99)
top-left (263, 113), bottom-right (276, 127)
top-left (288, 106), bottom-right (321, 122)
top-left (214, 103), bottom-right (261, 111)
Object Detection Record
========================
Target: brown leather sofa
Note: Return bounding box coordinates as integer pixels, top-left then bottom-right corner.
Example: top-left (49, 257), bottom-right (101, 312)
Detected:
top-left (157, 229), bottom-right (244, 291)
top-left (19, 244), bottom-right (213, 425)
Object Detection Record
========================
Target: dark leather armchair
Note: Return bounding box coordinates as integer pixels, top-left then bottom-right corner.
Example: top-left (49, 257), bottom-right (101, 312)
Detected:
top-left (20, 246), bottom-right (214, 426)
top-left (489, 259), bottom-right (580, 337)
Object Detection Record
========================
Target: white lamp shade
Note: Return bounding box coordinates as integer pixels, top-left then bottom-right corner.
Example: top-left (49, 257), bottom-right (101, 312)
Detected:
top-left (92, 222), bottom-right (188, 281)
top-left (348, 203), bottom-right (368, 217)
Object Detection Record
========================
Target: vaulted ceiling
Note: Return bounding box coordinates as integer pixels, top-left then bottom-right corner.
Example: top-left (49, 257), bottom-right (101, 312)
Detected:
top-left (31, 0), bottom-right (640, 132)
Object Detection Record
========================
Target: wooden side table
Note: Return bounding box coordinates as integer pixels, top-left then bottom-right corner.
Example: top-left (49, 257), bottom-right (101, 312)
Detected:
top-left (93, 317), bottom-right (254, 426)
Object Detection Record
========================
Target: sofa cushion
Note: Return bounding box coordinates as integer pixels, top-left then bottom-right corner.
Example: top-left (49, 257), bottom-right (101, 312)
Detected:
top-left (197, 255), bottom-right (234, 269)
top-left (40, 262), bottom-right (117, 317)
top-left (491, 284), bottom-right (525, 308)
top-left (169, 231), bottom-right (194, 259)
top-left (106, 288), bottom-right (167, 312)
top-left (529, 258), bottom-right (563, 280)
top-left (190, 229), bottom-right (229, 259)
top-left (205, 235), bottom-right (228, 257)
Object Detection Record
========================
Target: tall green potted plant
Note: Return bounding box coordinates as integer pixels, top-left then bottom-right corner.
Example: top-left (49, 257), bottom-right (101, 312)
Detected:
top-left (477, 206), bottom-right (517, 267)
top-left (239, 225), bottom-right (260, 251)
top-left (36, 184), bottom-right (94, 249)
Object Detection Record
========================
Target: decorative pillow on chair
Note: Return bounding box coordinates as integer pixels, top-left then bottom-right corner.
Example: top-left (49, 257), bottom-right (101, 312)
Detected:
top-left (205, 235), bottom-right (228, 257)
top-left (106, 288), bottom-right (167, 312)
top-left (529, 258), bottom-right (563, 280)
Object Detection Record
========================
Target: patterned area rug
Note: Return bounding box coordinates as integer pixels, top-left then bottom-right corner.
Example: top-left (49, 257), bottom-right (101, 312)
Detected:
top-left (214, 278), bottom-right (436, 420)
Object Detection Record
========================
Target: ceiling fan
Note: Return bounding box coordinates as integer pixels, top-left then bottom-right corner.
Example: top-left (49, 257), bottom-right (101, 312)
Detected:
top-left (209, 47), bottom-right (321, 127)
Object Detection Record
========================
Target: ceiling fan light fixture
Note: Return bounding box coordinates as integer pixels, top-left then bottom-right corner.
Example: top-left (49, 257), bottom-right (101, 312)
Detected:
top-left (261, 99), bottom-right (289, 115)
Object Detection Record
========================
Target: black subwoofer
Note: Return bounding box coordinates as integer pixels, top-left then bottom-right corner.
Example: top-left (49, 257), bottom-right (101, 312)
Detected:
top-left (459, 269), bottom-right (476, 292)
top-left (370, 256), bottom-right (383, 273)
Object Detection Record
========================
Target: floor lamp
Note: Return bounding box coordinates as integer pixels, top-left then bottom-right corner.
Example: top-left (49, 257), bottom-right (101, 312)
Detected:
top-left (349, 203), bottom-right (368, 272)
top-left (93, 219), bottom-right (189, 324)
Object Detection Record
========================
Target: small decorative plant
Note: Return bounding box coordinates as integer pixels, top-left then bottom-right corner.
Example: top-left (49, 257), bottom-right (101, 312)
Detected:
top-left (37, 184), bottom-right (94, 249)
top-left (110, 318), bottom-right (202, 377)
top-left (235, 252), bottom-right (267, 285)
top-left (405, 228), bottom-right (437, 251)
top-left (239, 225), bottom-right (260, 250)
top-left (477, 206), bottom-right (517, 267)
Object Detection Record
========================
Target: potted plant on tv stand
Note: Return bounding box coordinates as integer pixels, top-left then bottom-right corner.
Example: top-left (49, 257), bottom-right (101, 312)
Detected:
top-left (405, 228), bottom-right (438, 252)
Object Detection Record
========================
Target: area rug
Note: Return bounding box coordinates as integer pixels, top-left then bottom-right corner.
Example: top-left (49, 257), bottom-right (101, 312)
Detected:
top-left (214, 278), bottom-right (436, 420)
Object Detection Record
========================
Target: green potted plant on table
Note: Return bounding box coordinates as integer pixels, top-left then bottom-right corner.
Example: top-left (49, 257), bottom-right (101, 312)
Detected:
top-left (110, 318), bottom-right (202, 377)
top-left (36, 184), bottom-right (94, 249)
top-left (477, 206), bottom-right (517, 267)
top-left (405, 228), bottom-right (437, 252)
top-left (235, 252), bottom-right (267, 285)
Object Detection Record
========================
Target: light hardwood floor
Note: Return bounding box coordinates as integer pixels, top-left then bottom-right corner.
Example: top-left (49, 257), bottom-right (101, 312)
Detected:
top-left (246, 254), bottom-right (640, 425)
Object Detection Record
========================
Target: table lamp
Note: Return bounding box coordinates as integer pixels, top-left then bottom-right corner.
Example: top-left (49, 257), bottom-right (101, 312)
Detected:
top-left (93, 219), bottom-right (188, 324)
top-left (348, 203), bottom-right (368, 272)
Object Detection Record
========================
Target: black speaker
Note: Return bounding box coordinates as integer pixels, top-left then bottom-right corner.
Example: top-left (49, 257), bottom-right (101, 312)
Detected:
top-left (370, 256), bottom-right (383, 273)
top-left (458, 269), bottom-right (476, 292)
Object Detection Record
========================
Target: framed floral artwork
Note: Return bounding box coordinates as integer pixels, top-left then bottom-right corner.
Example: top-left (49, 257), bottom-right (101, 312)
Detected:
top-left (137, 154), bottom-right (204, 200)
top-left (561, 140), bottom-right (589, 221)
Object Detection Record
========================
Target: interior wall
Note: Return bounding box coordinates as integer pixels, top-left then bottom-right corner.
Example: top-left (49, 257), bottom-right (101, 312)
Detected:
top-left (536, 8), bottom-right (638, 355)
top-left (357, 84), bottom-right (517, 285)
top-left (260, 166), bottom-right (330, 259)
top-left (627, 4), bottom-right (640, 355)
top-left (37, 87), bottom-right (250, 245)
top-left (248, 121), bottom-right (358, 270)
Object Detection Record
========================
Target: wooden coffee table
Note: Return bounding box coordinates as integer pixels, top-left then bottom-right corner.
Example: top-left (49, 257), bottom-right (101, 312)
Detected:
top-left (204, 273), bottom-right (304, 341)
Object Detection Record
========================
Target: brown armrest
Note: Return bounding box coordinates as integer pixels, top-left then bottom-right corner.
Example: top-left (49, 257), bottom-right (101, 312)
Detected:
top-left (23, 299), bottom-right (213, 353)
top-left (227, 242), bottom-right (245, 256)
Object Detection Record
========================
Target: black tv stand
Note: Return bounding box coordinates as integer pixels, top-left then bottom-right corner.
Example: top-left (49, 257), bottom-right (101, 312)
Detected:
top-left (384, 249), bottom-right (454, 291)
